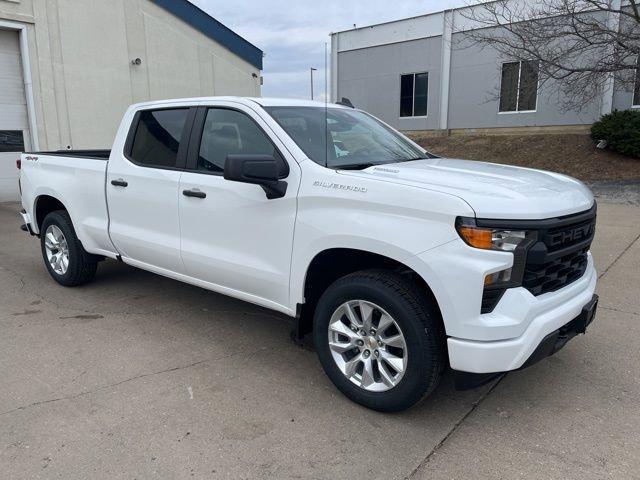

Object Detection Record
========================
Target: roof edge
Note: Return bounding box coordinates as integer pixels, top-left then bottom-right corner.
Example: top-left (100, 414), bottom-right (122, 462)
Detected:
top-left (149, 0), bottom-right (263, 70)
top-left (331, 9), bottom-right (447, 35)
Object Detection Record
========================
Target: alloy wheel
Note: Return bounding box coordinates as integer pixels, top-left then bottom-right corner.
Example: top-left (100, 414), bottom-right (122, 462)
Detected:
top-left (44, 225), bottom-right (69, 275)
top-left (328, 300), bottom-right (408, 392)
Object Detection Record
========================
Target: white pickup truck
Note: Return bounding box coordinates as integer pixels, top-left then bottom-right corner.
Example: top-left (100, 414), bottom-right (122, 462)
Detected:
top-left (18, 97), bottom-right (598, 412)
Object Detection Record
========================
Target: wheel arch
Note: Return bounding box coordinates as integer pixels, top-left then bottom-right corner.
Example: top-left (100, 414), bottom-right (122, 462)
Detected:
top-left (34, 194), bottom-right (69, 233)
top-left (294, 247), bottom-right (444, 339)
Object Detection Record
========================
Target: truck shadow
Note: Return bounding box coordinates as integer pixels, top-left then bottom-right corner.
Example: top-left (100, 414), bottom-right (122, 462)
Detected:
top-left (88, 258), bottom-right (492, 416)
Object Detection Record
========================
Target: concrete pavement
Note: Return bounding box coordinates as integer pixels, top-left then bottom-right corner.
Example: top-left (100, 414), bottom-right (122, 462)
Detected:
top-left (0, 201), bottom-right (638, 479)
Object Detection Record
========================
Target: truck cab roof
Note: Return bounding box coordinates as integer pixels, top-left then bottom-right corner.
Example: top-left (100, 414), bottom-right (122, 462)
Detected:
top-left (127, 96), bottom-right (350, 110)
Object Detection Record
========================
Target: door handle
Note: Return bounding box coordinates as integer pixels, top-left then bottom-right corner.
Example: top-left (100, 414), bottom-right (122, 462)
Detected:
top-left (111, 178), bottom-right (128, 187)
top-left (182, 189), bottom-right (206, 199)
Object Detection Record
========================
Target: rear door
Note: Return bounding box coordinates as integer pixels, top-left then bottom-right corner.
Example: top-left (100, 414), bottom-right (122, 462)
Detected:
top-left (178, 102), bottom-right (299, 311)
top-left (107, 106), bottom-right (195, 273)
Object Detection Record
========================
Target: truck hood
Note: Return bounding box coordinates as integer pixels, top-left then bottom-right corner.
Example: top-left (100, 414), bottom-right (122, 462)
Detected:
top-left (341, 158), bottom-right (594, 219)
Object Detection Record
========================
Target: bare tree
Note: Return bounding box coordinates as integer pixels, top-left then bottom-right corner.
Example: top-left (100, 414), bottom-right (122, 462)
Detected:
top-left (459, 0), bottom-right (640, 111)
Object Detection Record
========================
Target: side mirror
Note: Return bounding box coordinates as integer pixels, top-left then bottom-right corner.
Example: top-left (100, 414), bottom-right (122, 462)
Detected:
top-left (224, 154), bottom-right (288, 199)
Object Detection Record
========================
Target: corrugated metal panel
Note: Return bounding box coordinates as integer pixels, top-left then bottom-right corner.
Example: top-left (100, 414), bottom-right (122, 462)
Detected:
top-left (0, 29), bottom-right (27, 129)
top-left (0, 29), bottom-right (28, 201)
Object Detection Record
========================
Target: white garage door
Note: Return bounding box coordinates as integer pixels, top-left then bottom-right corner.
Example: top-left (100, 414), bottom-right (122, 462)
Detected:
top-left (0, 28), bottom-right (30, 202)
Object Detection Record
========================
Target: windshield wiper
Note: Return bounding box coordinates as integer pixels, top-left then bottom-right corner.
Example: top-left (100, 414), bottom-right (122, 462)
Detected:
top-left (336, 163), bottom-right (377, 170)
top-left (338, 158), bottom-right (427, 169)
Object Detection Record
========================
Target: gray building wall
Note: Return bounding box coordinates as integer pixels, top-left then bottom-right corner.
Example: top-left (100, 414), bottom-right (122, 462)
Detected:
top-left (333, 6), bottom-right (637, 132)
top-left (337, 38), bottom-right (442, 131)
top-left (446, 34), bottom-right (602, 129)
top-left (611, 10), bottom-right (639, 113)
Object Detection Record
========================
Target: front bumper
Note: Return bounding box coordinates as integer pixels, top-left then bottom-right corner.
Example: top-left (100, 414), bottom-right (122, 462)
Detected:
top-left (447, 259), bottom-right (597, 374)
top-left (454, 294), bottom-right (598, 389)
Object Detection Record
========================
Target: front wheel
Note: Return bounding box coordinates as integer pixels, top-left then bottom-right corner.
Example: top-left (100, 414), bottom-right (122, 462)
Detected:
top-left (313, 270), bottom-right (445, 412)
top-left (40, 210), bottom-right (98, 286)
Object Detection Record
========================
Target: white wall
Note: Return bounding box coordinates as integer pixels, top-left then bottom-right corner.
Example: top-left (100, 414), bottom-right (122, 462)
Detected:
top-left (0, 0), bottom-right (262, 150)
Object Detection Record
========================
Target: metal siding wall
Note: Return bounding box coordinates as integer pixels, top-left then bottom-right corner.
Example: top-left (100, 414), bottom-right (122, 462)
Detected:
top-left (0, 0), bottom-right (261, 152)
top-left (337, 37), bottom-right (442, 130)
top-left (56, 0), bottom-right (133, 149)
top-left (447, 32), bottom-right (601, 129)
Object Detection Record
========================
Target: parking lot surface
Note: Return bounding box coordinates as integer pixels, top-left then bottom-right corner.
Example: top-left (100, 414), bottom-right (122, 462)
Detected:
top-left (1, 200), bottom-right (639, 479)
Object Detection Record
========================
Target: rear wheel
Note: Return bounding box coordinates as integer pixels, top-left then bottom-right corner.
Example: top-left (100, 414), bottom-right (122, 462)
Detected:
top-left (313, 270), bottom-right (445, 412)
top-left (40, 210), bottom-right (98, 286)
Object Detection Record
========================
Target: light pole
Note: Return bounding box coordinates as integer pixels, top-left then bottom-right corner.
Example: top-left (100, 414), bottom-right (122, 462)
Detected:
top-left (310, 67), bottom-right (317, 100)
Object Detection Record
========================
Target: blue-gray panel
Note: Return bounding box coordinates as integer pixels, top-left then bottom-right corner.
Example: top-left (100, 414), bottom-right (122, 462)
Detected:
top-left (150, 0), bottom-right (262, 70)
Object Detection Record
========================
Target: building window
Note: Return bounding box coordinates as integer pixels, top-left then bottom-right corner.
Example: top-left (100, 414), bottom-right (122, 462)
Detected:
top-left (0, 131), bottom-right (25, 152)
top-left (400, 72), bottom-right (429, 117)
top-left (499, 60), bottom-right (539, 112)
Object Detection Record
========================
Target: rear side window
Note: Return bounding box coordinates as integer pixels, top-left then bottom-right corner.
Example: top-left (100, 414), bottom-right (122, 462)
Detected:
top-left (197, 108), bottom-right (281, 174)
top-left (129, 109), bottom-right (189, 168)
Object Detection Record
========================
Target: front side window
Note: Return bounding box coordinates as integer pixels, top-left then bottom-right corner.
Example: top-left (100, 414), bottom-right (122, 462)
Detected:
top-left (265, 106), bottom-right (431, 169)
top-left (400, 72), bottom-right (429, 117)
top-left (499, 60), bottom-right (539, 112)
top-left (129, 109), bottom-right (189, 167)
top-left (197, 108), bottom-right (281, 174)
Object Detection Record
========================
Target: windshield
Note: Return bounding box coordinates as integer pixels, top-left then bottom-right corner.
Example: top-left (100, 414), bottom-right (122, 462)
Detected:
top-left (264, 106), bottom-right (432, 169)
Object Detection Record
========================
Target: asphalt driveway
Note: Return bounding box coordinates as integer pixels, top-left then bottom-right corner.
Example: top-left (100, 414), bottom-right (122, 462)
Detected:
top-left (1, 200), bottom-right (639, 479)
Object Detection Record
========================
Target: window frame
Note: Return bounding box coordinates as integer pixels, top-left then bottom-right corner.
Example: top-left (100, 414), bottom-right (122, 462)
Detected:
top-left (123, 106), bottom-right (196, 171)
top-left (498, 60), bottom-right (539, 114)
top-left (399, 72), bottom-right (429, 119)
top-left (185, 106), bottom-right (289, 178)
top-left (632, 56), bottom-right (640, 108)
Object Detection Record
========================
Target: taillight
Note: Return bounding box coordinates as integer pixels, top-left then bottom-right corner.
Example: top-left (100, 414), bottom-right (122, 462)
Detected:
top-left (16, 158), bottom-right (21, 169)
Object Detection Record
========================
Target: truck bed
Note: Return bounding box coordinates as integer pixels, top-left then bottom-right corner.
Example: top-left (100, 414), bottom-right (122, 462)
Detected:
top-left (20, 150), bottom-right (115, 258)
top-left (26, 149), bottom-right (111, 160)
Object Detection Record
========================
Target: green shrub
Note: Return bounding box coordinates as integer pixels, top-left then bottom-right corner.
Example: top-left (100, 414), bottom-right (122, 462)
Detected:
top-left (591, 110), bottom-right (640, 158)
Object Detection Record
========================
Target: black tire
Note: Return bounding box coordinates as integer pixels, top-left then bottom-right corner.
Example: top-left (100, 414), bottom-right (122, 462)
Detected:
top-left (313, 269), bottom-right (445, 412)
top-left (40, 210), bottom-right (98, 286)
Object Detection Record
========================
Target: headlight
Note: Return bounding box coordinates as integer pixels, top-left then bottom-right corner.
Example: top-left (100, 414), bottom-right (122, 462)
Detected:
top-left (456, 224), bottom-right (529, 252)
top-left (456, 218), bottom-right (538, 311)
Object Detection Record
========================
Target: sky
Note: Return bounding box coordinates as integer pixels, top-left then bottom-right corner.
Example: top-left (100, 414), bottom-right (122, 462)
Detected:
top-left (191, 0), bottom-right (469, 99)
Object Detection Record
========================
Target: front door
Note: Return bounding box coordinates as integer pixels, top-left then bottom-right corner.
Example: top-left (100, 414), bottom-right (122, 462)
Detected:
top-left (179, 104), bottom-right (299, 311)
top-left (107, 107), bottom-right (193, 274)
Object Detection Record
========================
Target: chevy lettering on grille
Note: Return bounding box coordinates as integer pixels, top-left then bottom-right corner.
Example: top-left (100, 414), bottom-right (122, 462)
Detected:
top-left (546, 221), bottom-right (595, 248)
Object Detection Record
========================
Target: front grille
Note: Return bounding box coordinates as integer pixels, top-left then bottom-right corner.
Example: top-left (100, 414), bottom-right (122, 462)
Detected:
top-left (522, 207), bottom-right (596, 296)
top-left (469, 204), bottom-right (596, 314)
top-left (523, 245), bottom-right (590, 295)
